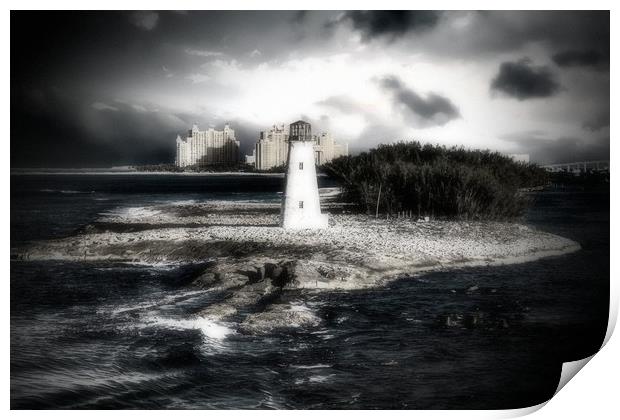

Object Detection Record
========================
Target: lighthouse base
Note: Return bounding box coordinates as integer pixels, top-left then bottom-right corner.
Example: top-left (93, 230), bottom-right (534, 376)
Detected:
top-left (280, 213), bottom-right (329, 230)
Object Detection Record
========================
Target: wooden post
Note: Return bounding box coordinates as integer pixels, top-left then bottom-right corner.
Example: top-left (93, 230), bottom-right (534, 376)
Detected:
top-left (375, 183), bottom-right (382, 219)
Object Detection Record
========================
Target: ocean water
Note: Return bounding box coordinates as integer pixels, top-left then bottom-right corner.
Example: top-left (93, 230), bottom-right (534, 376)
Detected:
top-left (10, 174), bottom-right (609, 409)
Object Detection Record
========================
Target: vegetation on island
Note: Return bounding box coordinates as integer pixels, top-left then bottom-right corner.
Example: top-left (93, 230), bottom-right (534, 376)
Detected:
top-left (323, 142), bottom-right (549, 220)
top-left (134, 162), bottom-right (289, 174)
top-left (134, 163), bottom-right (255, 173)
top-left (255, 164), bottom-right (287, 174)
top-left (134, 163), bottom-right (183, 172)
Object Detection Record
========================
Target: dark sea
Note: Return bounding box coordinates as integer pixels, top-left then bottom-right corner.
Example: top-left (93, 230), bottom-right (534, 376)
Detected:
top-left (10, 174), bottom-right (609, 409)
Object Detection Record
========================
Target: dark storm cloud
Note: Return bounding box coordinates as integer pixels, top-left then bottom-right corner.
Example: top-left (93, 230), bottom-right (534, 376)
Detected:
top-left (10, 11), bottom-right (611, 167)
top-left (291, 10), bottom-right (307, 24)
top-left (11, 86), bottom-right (191, 167)
top-left (352, 123), bottom-right (405, 153)
top-left (227, 121), bottom-right (264, 156)
top-left (316, 95), bottom-right (364, 114)
top-left (414, 11), bottom-right (609, 62)
top-left (491, 59), bottom-right (561, 100)
top-left (378, 75), bottom-right (460, 126)
top-left (503, 131), bottom-right (609, 164)
top-left (10, 11), bottom-right (297, 167)
top-left (128, 11), bottom-right (160, 30)
top-left (11, 83), bottom-right (263, 167)
top-left (583, 112), bottom-right (610, 132)
top-left (338, 11), bottom-right (441, 41)
top-left (552, 49), bottom-right (607, 70)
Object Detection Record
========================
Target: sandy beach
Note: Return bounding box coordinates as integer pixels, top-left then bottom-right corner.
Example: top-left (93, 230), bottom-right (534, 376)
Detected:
top-left (16, 189), bottom-right (580, 292)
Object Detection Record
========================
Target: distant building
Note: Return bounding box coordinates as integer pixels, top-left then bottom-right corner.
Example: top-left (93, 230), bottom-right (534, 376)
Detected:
top-left (175, 124), bottom-right (240, 168)
top-left (508, 154), bottom-right (530, 164)
top-left (254, 123), bottom-right (348, 170)
top-left (244, 154), bottom-right (255, 165)
top-left (314, 131), bottom-right (349, 165)
top-left (254, 124), bottom-right (289, 170)
top-left (542, 160), bottom-right (609, 173)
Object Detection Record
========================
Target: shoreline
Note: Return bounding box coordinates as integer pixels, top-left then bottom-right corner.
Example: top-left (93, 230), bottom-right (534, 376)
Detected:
top-left (12, 196), bottom-right (582, 333)
top-left (15, 198), bottom-right (581, 291)
top-left (11, 170), bottom-right (286, 177)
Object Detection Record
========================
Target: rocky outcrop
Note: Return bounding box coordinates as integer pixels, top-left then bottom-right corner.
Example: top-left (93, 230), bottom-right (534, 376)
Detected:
top-left (188, 260), bottom-right (336, 333)
top-left (16, 200), bottom-right (581, 287)
top-left (435, 284), bottom-right (529, 330)
top-left (240, 303), bottom-right (322, 334)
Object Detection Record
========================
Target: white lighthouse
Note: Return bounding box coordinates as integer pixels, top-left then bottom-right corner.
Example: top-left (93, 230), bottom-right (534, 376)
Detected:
top-left (280, 120), bottom-right (329, 229)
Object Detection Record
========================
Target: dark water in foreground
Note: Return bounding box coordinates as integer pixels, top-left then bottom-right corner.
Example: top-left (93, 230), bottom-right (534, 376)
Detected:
top-left (10, 174), bottom-right (609, 409)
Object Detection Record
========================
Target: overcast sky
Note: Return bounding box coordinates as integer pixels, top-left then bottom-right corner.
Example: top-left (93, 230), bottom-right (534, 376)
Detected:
top-left (11, 10), bottom-right (609, 167)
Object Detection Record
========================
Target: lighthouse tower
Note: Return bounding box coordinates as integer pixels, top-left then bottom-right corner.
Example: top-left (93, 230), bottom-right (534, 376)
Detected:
top-left (280, 120), bottom-right (328, 229)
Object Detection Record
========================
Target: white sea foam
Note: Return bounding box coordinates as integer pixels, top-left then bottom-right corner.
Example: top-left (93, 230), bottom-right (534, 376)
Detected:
top-left (294, 374), bottom-right (336, 385)
top-left (101, 206), bottom-right (162, 220)
top-left (145, 315), bottom-right (234, 341)
top-left (160, 199), bottom-right (198, 206)
top-left (318, 187), bottom-right (342, 198)
top-left (39, 189), bottom-right (94, 194)
top-left (120, 261), bottom-right (182, 269)
top-left (105, 290), bottom-right (208, 315)
top-left (289, 364), bottom-right (332, 370)
top-left (308, 374), bottom-right (335, 383)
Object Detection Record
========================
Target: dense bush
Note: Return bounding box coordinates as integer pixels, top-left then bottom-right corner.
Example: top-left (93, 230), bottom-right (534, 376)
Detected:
top-left (134, 163), bottom-right (183, 172)
top-left (255, 164), bottom-right (286, 173)
top-left (135, 162), bottom-right (253, 172)
top-left (323, 142), bottom-right (548, 220)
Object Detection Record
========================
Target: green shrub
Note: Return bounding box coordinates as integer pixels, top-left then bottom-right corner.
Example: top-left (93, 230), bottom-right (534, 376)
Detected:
top-left (323, 141), bottom-right (548, 220)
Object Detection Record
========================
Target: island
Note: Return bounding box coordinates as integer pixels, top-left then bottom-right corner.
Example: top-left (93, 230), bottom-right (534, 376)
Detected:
top-left (15, 188), bottom-right (579, 334)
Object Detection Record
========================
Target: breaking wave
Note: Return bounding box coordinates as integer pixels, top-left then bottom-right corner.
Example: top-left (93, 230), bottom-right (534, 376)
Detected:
top-left (39, 189), bottom-right (95, 194)
top-left (100, 206), bottom-right (162, 220)
top-left (143, 315), bottom-right (234, 343)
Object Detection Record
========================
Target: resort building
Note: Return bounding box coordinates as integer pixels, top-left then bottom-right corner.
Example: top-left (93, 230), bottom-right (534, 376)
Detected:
top-left (175, 124), bottom-right (240, 168)
top-left (244, 154), bottom-right (255, 165)
top-left (314, 132), bottom-right (349, 166)
top-left (253, 123), bottom-right (348, 170)
top-left (254, 124), bottom-right (289, 170)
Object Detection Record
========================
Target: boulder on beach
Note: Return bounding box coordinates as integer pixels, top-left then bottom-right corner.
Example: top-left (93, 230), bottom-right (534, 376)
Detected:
top-left (239, 303), bottom-right (322, 334)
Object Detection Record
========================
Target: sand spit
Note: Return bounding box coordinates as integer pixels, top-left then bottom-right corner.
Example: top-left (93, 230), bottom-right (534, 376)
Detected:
top-left (13, 194), bottom-right (581, 334)
top-left (16, 197), bottom-right (580, 291)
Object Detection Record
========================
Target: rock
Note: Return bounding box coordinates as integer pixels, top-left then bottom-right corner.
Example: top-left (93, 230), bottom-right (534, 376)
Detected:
top-left (271, 265), bottom-right (284, 280)
top-left (263, 262), bottom-right (278, 279)
top-left (256, 265), bottom-right (266, 281)
top-left (192, 271), bottom-right (219, 289)
top-left (197, 303), bottom-right (237, 320)
top-left (278, 260), bottom-right (329, 289)
top-left (195, 274), bottom-right (282, 321)
top-left (239, 303), bottom-right (322, 334)
top-left (215, 270), bottom-right (249, 289)
top-left (464, 311), bottom-right (484, 328)
top-left (272, 261), bottom-right (298, 288)
top-left (227, 280), bottom-right (279, 307)
top-left (442, 313), bottom-right (462, 327)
